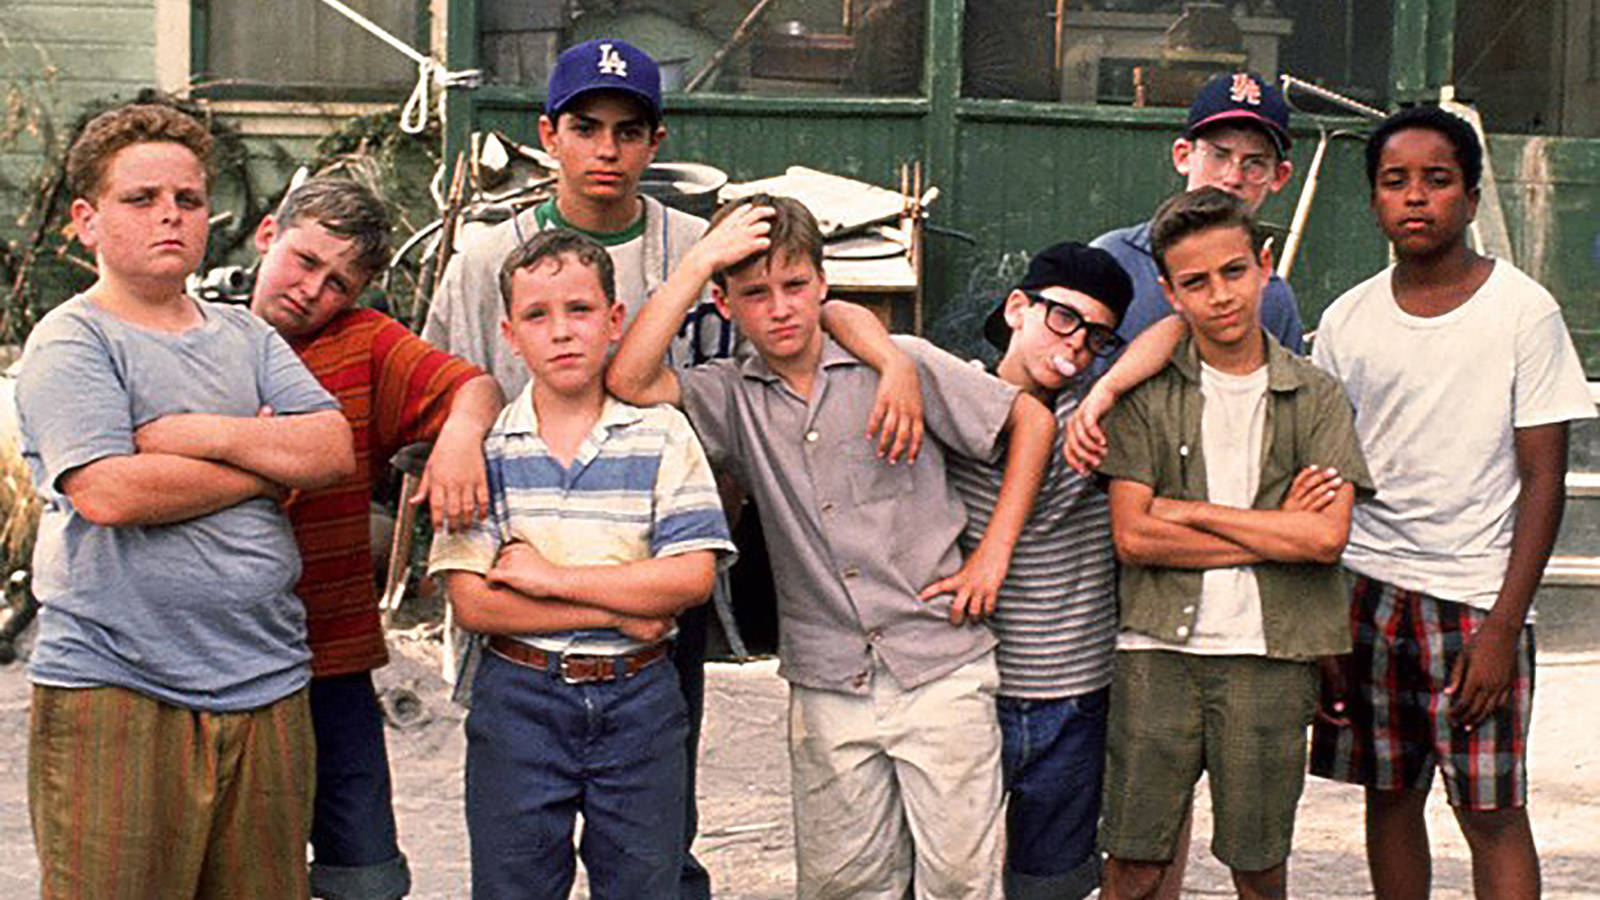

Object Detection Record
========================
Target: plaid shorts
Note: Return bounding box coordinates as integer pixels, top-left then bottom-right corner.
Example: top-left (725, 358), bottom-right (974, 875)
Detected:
top-left (1309, 575), bottom-right (1535, 810)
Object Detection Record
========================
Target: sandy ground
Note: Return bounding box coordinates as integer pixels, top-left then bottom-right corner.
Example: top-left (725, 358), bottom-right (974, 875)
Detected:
top-left (3, 635), bottom-right (1598, 899)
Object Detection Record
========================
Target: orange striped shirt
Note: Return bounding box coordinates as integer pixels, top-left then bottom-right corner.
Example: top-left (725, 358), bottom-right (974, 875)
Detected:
top-left (287, 308), bottom-right (483, 677)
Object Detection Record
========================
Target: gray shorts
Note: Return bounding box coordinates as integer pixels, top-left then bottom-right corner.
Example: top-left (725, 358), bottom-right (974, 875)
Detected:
top-left (1100, 650), bottom-right (1317, 872)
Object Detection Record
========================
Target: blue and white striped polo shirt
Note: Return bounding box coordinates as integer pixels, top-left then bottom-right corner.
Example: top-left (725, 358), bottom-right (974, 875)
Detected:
top-left (430, 389), bottom-right (737, 655)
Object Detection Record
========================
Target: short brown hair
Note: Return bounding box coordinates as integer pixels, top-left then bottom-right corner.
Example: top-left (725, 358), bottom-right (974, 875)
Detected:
top-left (1149, 186), bottom-right (1266, 280)
top-left (706, 193), bottom-right (824, 290)
top-left (497, 229), bottom-right (616, 314)
top-left (272, 176), bottom-right (394, 277)
top-left (66, 102), bottom-right (215, 201)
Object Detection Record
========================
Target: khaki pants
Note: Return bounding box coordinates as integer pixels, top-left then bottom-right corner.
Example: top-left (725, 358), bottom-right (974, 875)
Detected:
top-left (788, 653), bottom-right (1005, 900)
top-left (29, 684), bottom-right (315, 900)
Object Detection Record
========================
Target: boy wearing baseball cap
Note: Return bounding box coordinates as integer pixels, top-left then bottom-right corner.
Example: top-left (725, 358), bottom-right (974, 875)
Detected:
top-left (1090, 71), bottom-right (1304, 368)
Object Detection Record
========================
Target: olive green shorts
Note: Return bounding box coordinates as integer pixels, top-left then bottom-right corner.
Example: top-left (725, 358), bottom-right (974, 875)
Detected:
top-left (1100, 650), bottom-right (1318, 872)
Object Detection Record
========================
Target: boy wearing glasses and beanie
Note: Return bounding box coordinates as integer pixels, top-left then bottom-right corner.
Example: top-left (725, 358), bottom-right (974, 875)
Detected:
top-left (958, 242), bottom-right (1131, 899)
top-left (1091, 71), bottom-right (1303, 368)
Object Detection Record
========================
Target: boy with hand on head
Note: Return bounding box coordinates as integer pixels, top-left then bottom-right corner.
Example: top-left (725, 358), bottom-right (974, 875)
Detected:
top-left (1308, 106), bottom-right (1594, 900)
top-left (18, 102), bottom-right (355, 899)
top-left (608, 193), bottom-right (1057, 900)
top-left (1094, 187), bottom-right (1372, 900)
top-left (428, 229), bottom-right (736, 900)
top-left (249, 175), bottom-right (504, 900)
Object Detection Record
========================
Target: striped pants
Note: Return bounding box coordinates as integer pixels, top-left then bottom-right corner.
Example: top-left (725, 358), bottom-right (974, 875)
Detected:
top-left (29, 684), bottom-right (315, 900)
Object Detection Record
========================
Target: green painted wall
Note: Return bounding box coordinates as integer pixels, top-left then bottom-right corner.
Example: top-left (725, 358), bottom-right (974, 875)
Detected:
top-left (0, 0), bottom-right (158, 195)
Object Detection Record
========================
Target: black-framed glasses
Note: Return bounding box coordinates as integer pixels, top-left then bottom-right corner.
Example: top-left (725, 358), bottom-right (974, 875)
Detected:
top-left (1023, 291), bottom-right (1124, 357)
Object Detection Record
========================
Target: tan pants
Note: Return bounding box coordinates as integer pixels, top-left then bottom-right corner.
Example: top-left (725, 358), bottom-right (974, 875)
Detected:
top-left (29, 684), bottom-right (315, 900)
top-left (788, 653), bottom-right (1006, 900)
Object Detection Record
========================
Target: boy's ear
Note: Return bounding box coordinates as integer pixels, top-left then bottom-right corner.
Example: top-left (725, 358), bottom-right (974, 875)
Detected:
top-left (69, 197), bottom-right (98, 250)
top-left (499, 315), bottom-right (519, 357)
top-left (1257, 242), bottom-right (1274, 274)
top-left (1267, 157), bottom-right (1294, 194)
top-left (710, 283), bottom-right (733, 321)
top-left (253, 215), bottom-right (280, 256)
top-left (1158, 275), bottom-right (1180, 314)
top-left (605, 297), bottom-right (625, 342)
top-left (537, 114), bottom-right (559, 151)
top-left (1171, 138), bottom-right (1196, 178)
top-left (1002, 289), bottom-right (1030, 331)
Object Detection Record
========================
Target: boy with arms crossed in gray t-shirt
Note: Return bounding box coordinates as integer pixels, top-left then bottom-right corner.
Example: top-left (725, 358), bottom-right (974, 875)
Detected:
top-left (19, 103), bottom-right (353, 899)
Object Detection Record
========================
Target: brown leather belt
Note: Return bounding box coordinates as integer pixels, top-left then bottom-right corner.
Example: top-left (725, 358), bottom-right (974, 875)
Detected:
top-left (486, 635), bottom-right (670, 683)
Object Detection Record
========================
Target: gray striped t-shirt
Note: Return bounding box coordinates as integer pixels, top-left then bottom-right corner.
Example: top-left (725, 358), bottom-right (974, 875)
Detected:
top-left (949, 387), bottom-right (1117, 699)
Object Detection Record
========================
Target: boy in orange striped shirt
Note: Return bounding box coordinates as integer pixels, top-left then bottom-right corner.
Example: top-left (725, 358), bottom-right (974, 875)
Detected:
top-left (249, 176), bottom-right (503, 900)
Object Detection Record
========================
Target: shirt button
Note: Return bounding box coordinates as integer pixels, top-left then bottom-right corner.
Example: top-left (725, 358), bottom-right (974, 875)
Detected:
top-left (852, 671), bottom-right (868, 688)
top-left (867, 629), bottom-right (882, 643)
top-left (1182, 605), bottom-right (1196, 614)
top-left (805, 430), bottom-right (820, 443)
top-left (821, 501), bottom-right (836, 513)
top-left (843, 567), bottom-right (860, 579)
top-left (1176, 625), bottom-right (1191, 639)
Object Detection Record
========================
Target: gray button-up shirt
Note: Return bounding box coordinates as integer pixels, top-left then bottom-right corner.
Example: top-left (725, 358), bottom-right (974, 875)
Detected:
top-left (680, 335), bottom-right (1018, 694)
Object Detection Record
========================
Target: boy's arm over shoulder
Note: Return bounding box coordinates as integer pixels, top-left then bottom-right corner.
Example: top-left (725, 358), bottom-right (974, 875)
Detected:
top-left (890, 335), bottom-right (1017, 461)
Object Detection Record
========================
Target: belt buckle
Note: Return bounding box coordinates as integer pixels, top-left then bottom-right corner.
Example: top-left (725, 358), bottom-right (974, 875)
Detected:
top-left (559, 653), bottom-right (609, 684)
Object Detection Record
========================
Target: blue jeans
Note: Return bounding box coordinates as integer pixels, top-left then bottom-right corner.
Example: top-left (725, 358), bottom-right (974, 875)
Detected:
top-left (998, 688), bottom-right (1109, 900)
top-left (309, 672), bottom-right (412, 900)
top-left (465, 648), bottom-right (689, 900)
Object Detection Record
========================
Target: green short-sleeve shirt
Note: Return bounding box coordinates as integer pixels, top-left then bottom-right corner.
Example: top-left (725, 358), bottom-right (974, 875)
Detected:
top-left (1098, 333), bottom-right (1373, 659)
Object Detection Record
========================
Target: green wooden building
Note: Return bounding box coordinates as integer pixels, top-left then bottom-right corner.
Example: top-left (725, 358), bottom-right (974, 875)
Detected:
top-left (4, 0), bottom-right (1598, 370)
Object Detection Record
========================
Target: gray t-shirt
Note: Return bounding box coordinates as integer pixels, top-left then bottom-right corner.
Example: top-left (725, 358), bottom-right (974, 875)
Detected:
top-left (17, 295), bottom-right (339, 711)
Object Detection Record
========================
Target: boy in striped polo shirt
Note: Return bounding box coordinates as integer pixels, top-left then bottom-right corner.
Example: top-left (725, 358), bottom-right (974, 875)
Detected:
top-left (428, 229), bottom-right (736, 899)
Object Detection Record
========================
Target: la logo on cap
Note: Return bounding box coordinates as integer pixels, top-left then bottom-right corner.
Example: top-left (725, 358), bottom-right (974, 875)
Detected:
top-left (1229, 73), bottom-right (1262, 105)
top-left (598, 43), bottom-right (627, 77)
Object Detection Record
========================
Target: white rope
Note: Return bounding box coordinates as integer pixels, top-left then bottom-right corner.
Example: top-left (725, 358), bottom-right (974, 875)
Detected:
top-left (314, 0), bottom-right (480, 134)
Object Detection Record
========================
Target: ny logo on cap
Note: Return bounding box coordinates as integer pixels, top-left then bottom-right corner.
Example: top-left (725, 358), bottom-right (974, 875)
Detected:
top-left (1229, 73), bottom-right (1262, 105)
top-left (597, 43), bottom-right (628, 77)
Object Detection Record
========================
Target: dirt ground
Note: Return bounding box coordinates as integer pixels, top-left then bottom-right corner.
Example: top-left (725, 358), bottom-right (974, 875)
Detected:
top-left (3, 635), bottom-right (1598, 899)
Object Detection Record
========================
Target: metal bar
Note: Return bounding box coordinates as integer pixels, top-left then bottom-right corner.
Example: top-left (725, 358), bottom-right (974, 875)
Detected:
top-left (1279, 75), bottom-right (1386, 121)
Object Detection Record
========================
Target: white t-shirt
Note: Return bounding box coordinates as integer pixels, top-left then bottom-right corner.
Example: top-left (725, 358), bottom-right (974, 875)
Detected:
top-left (1313, 260), bottom-right (1595, 609)
top-left (1120, 361), bottom-right (1270, 655)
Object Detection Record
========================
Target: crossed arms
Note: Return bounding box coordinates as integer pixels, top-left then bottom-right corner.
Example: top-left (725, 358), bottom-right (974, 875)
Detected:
top-left (63, 409), bottom-right (354, 527)
top-left (444, 545), bottom-right (717, 644)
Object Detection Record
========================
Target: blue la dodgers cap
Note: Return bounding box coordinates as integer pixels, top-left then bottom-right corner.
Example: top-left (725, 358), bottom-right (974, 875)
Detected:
top-left (1185, 72), bottom-right (1292, 156)
top-left (545, 38), bottom-right (662, 122)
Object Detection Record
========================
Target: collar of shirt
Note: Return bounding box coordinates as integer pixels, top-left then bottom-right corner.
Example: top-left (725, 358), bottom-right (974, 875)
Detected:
top-left (496, 384), bottom-right (644, 442)
top-left (1168, 330), bottom-right (1308, 394)
top-left (734, 334), bottom-right (861, 384)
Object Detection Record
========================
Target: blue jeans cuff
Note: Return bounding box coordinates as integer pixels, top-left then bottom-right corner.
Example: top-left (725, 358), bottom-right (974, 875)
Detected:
top-left (1004, 851), bottom-right (1099, 900)
top-left (310, 852), bottom-right (411, 900)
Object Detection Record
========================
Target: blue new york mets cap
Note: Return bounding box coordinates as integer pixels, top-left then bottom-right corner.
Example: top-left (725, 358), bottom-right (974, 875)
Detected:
top-left (545, 39), bottom-right (662, 123)
top-left (1186, 72), bottom-right (1292, 156)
